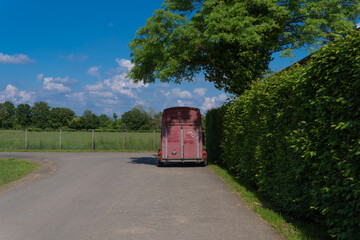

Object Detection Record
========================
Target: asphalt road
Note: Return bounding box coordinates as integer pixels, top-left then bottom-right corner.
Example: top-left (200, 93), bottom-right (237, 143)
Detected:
top-left (0, 152), bottom-right (281, 240)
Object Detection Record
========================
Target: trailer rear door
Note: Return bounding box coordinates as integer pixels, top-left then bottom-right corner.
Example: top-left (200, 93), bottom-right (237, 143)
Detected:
top-left (183, 125), bottom-right (199, 159)
top-left (163, 124), bottom-right (201, 160)
top-left (164, 124), bottom-right (182, 160)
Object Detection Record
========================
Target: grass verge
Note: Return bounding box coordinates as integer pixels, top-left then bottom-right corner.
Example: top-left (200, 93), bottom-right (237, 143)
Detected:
top-left (0, 159), bottom-right (39, 187)
top-left (209, 164), bottom-right (330, 240)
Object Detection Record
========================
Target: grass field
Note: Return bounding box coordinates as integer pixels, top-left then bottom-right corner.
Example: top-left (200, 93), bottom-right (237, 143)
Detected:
top-left (0, 130), bottom-right (161, 152)
top-left (0, 158), bottom-right (39, 187)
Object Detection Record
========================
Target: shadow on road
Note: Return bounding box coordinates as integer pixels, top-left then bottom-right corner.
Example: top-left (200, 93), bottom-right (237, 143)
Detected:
top-left (129, 156), bottom-right (204, 168)
top-left (162, 162), bottom-right (203, 168)
top-left (129, 156), bottom-right (157, 166)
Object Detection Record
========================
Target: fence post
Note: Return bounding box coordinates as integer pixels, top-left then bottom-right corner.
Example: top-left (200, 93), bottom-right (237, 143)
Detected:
top-left (25, 129), bottom-right (28, 150)
top-left (153, 130), bottom-right (156, 151)
top-left (59, 129), bottom-right (62, 150)
top-left (92, 130), bottom-right (95, 151)
top-left (122, 132), bottom-right (125, 150)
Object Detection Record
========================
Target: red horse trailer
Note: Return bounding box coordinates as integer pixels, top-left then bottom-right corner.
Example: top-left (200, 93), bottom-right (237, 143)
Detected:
top-left (157, 107), bottom-right (206, 167)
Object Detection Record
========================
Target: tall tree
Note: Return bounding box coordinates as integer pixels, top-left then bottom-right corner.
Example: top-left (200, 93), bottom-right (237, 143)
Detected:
top-left (112, 113), bottom-right (118, 121)
top-left (50, 107), bottom-right (75, 129)
top-left (99, 114), bottom-right (113, 128)
top-left (68, 116), bottom-right (87, 130)
top-left (82, 109), bottom-right (100, 129)
top-left (149, 108), bottom-right (162, 130)
top-left (0, 101), bottom-right (15, 129)
top-left (121, 105), bottom-right (151, 131)
top-left (31, 101), bottom-right (51, 129)
top-left (129, 0), bottom-right (360, 95)
top-left (112, 112), bottom-right (119, 129)
top-left (15, 103), bottom-right (32, 127)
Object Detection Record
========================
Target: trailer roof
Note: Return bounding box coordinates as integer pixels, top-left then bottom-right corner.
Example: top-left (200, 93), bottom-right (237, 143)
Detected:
top-left (162, 107), bottom-right (201, 124)
top-left (164, 106), bottom-right (200, 112)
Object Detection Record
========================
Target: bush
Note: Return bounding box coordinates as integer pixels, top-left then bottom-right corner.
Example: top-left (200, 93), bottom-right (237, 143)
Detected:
top-left (205, 106), bottom-right (227, 164)
top-left (27, 127), bottom-right (43, 132)
top-left (293, 31), bottom-right (360, 238)
top-left (207, 31), bottom-right (360, 239)
top-left (95, 128), bottom-right (117, 132)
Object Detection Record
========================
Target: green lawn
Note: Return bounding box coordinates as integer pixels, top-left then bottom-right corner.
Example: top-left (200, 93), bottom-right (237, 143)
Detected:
top-left (209, 164), bottom-right (330, 240)
top-left (0, 158), bottom-right (39, 187)
top-left (0, 130), bottom-right (161, 152)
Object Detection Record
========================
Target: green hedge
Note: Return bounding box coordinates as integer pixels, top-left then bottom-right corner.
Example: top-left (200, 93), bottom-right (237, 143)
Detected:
top-left (206, 31), bottom-right (360, 239)
top-left (205, 107), bottom-right (227, 164)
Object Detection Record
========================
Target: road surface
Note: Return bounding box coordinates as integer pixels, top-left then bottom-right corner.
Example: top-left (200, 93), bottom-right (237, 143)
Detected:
top-left (0, 152), bottom-right (281, 240)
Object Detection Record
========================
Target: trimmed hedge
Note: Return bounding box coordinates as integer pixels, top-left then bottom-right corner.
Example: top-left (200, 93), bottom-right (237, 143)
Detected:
top-left (206, 31), bottom-right (360, 239)
top-left (205, 107), bottom-right (227, 164)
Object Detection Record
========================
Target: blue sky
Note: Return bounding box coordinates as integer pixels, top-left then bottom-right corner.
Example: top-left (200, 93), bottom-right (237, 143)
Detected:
top-left (0, 0), bottom-right (316, 116)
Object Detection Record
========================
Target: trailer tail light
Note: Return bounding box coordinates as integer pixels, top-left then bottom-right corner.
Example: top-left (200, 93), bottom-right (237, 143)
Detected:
top-left (158, 150), bottom-right (162, 160)
top-left (202, 150), bottom-right (206, 160)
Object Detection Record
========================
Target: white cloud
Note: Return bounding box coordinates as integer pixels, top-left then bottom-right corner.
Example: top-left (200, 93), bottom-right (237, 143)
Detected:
top-left (85, 82), bottom-right (115, 98)
top-left (99, 98), bottom-right (119, 105)
top-left (5, 84), bottom-right (17, 96)
top-left (104, 108), bottom-right (114, 115)
top-left (100, 91), bottom-right (115, 98)
top-left (178, 100), bottom-right (185, 106)
top-left (60, 53), bottom-right (88, 62)
top-left (87, 66), bottom-right (101, 78)
top-left (43, 77), bottom-right (72, 92)
top-left (177, 100), bottom-right (193, 106)
top-left (0, 84), bottom-right (35, 104)
top-left (103, 75), bottom-right (140, 98)
top-left (357, 22), bottom-right (360, 28)
top-left (165, 88), bottom-right (192, 99)
top-left (201, 97), bottom-right (217, 111)
top-left (65, 92), bottom-right (86, 105)
top-left (85, 59), bottom-right (148, 99)
top-left (55, 76), bottom-right (74, 83)
top-left (159, 83), bottom-right (170, 88)
top-left (105, 58), bottom-right (135, 76)
top-left (136, 100), bottom-right (145, 106)
top-left (193, 88), bottom-right (207, 97)
top-left (218, 93), bottom-right (228, 101)
top-left (115, 58), bottom-right (134, 72)
top-left (37, 73), bottom-right (44, 82)
top-left (85, 82), bottom-right (104, 92)
top-left (201, 94), bottom-right (228, 111)
top-left (0, 53), bottom-right (35, 64)
top-left (18, 91), bottom-right (34, 102)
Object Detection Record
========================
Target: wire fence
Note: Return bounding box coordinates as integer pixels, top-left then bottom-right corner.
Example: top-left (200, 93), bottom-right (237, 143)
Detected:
top-left (0, 130), bottom-right (161, 152)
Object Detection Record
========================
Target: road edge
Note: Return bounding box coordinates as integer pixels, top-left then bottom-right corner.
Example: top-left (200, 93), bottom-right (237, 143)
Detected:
top-left (0, 158), bottom-right (56, 195)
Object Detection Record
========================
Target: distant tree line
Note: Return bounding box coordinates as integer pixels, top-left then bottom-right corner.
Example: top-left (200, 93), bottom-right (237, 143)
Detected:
top-left (0, 101), bottom-right (162, 131)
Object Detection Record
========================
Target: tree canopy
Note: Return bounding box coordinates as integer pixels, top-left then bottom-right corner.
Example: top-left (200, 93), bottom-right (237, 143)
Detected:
top-left (31, 101), bottom-right (51, 129)
top-left (0, 100), bottom-right (162, 131)
top-left (50, 107), bottom-right (75, 129)
top-left (128, 0), bottom-right (360, 95)
top-left (15, 103), bottom-right (32, 127)
top-left (0, 101), bottom-right (15, 128)
top-left (121, 105), bottom-right (152, 131)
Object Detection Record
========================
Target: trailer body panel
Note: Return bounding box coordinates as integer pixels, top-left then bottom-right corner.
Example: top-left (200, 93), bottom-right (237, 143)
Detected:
top-left (159, 107), bottom-right (205, 165)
